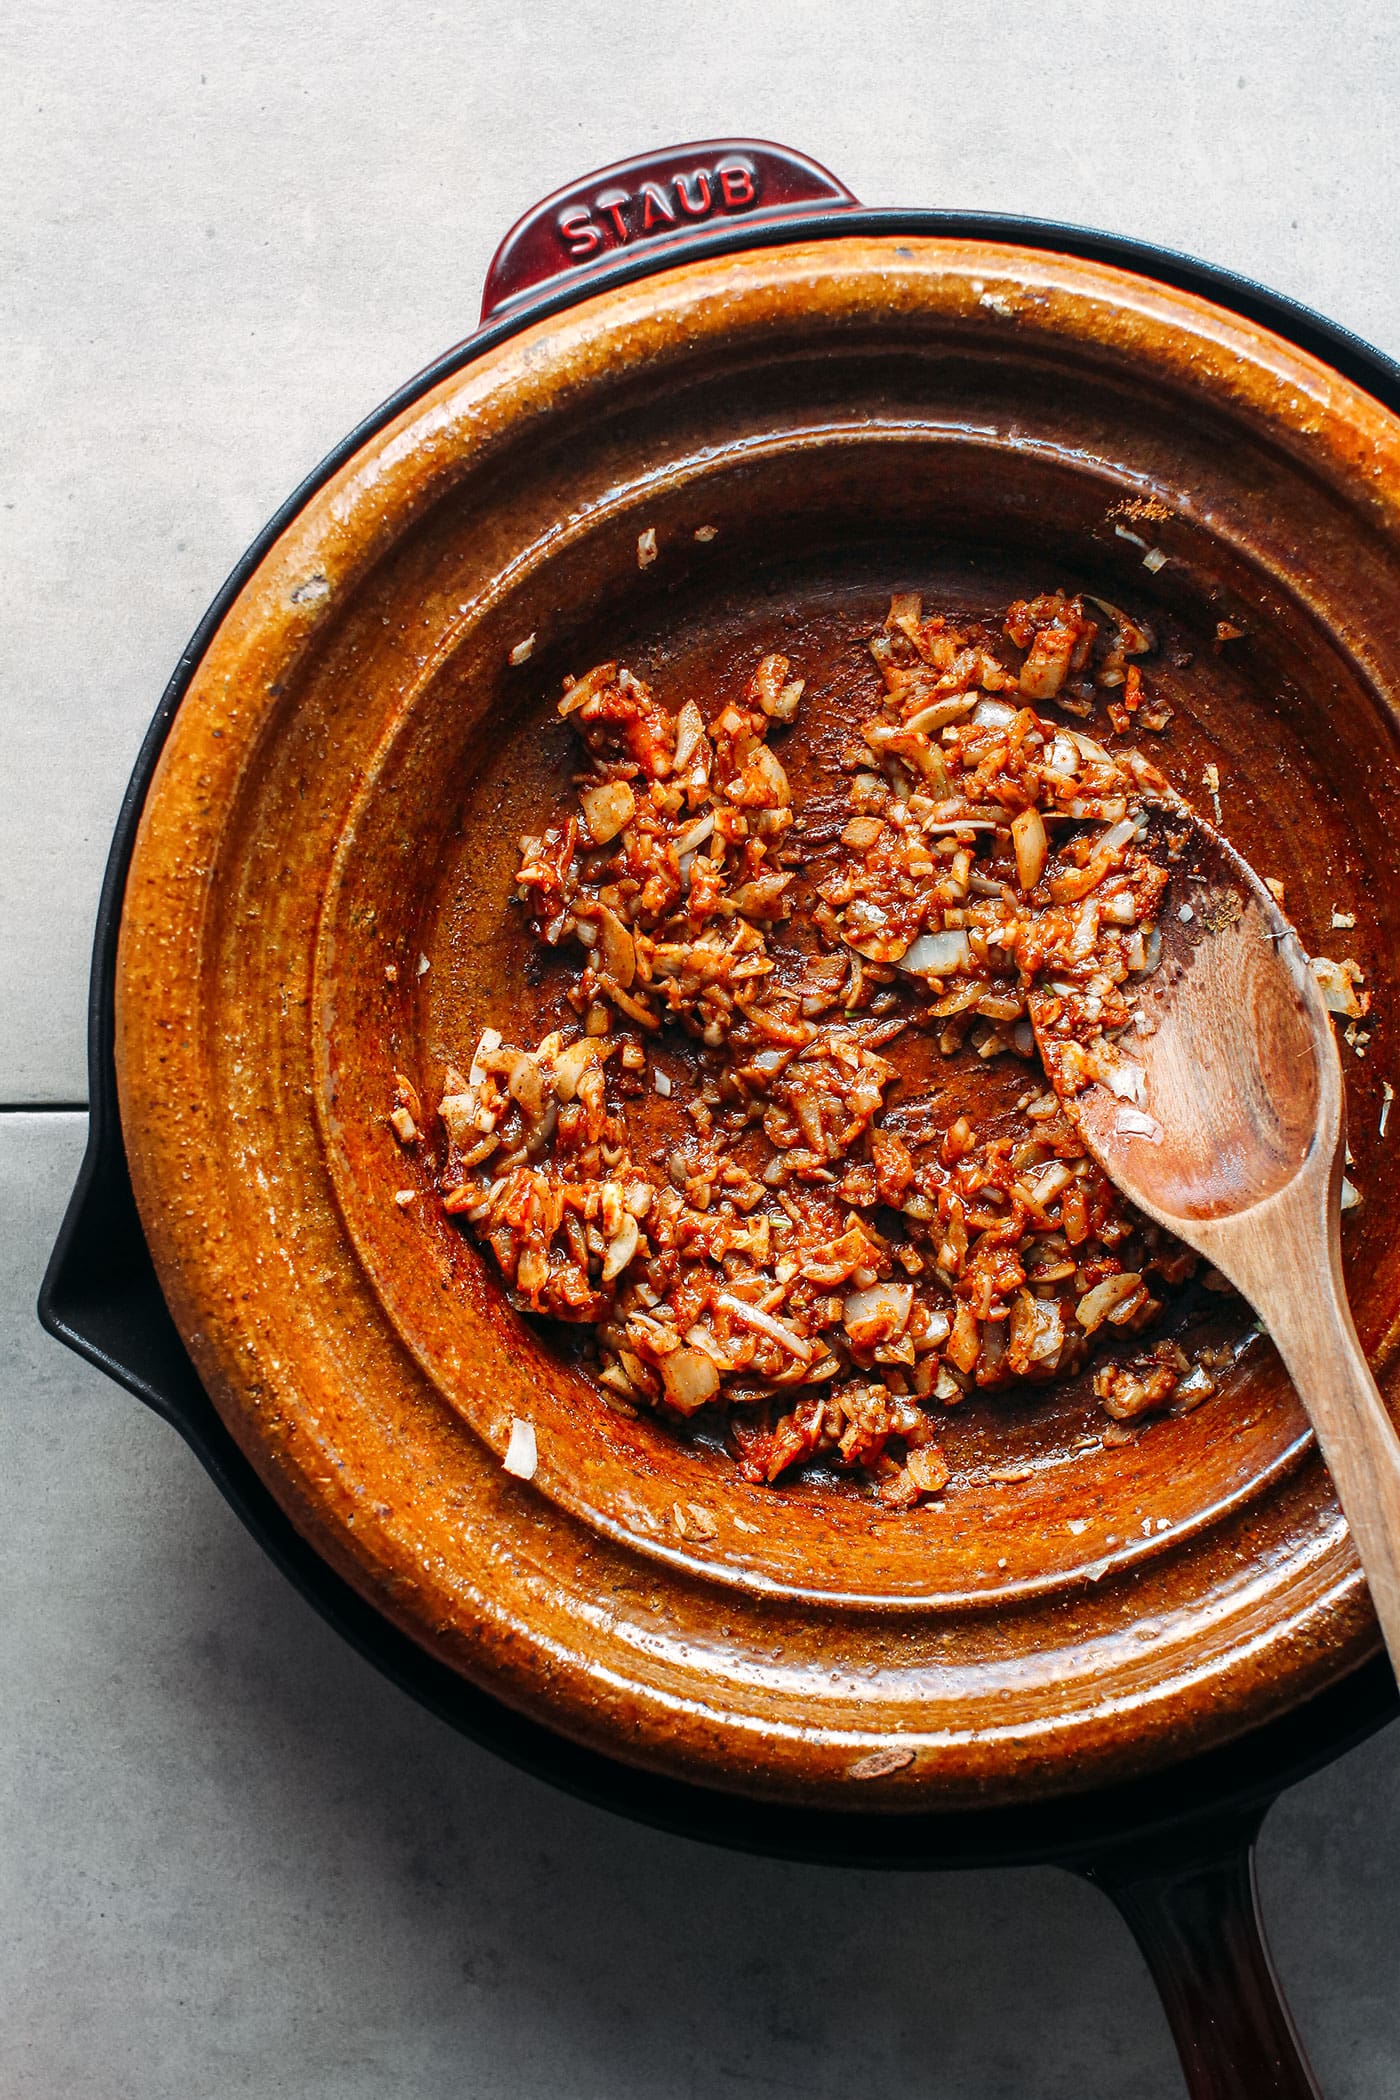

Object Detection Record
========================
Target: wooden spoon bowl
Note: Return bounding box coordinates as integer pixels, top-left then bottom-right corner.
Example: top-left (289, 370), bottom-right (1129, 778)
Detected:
top-left (116, 238), bottom-right (1400, 1806)
top-left (1075, 805), bottom-right (1329, 1229)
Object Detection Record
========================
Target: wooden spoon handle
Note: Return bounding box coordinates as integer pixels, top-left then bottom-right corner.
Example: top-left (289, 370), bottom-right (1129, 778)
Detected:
top-left (1239, 1217), bottom-right (1400, 1675)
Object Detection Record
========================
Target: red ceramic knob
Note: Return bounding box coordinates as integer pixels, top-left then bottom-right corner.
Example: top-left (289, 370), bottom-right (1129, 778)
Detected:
top-left (480, 138), bottom-right (859, 320)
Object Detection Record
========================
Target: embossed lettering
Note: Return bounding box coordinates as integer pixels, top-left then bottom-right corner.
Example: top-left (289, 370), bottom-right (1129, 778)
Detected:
top-left (672, 170), bottom-right (712, 218)
top-left (594, 188), bottom-right (631, 243)
top-left (718, 163), bottom-right (757, 208)
top-left (640, 181), bottom-right (676, 230)
top-left (557, 156), bottom-right (765, 267)
top-left (558, 206), bottom-right (602, 258)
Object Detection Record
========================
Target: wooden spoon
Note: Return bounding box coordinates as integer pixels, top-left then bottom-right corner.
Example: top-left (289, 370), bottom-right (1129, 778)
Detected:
top-left (1037, 800), bottom-right (1400, 1672)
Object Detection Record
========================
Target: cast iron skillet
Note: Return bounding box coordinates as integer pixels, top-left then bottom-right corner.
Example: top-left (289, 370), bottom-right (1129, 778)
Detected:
top-left (40, 140), bottom-right (1400, 2098)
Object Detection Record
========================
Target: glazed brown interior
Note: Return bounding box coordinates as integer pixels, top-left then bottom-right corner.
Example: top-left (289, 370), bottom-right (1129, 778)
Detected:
top-left (117, 239), bottom-right (1400, 1807)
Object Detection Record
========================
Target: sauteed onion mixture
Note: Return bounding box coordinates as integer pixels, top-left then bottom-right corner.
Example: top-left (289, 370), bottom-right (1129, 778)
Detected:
top-left (395, 592), bottom-right (1335, 1503)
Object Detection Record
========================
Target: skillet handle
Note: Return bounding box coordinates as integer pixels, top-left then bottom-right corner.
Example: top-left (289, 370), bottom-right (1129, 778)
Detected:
top-left (479, 137), bottom-right (859, 320)
top-left (1082, 1811), bottom-right (1322, 2099)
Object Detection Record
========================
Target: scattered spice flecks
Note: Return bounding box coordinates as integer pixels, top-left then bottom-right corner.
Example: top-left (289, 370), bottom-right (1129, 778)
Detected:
top-left (405, 591), bottom-right (1297, 1503)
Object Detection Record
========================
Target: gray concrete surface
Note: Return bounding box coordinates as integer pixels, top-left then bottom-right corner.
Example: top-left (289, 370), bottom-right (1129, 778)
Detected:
top-left (7, 0), bottom-right (1400, 1101)
top-left (6, 1113), bottom-right (1400, 2099)
top-left (7, 1), bottom-right (1400, 2092)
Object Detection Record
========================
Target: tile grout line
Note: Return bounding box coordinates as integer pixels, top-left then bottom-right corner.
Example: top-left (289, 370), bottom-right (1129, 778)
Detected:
top-left (0, 1103), bottom-right (89, 1115)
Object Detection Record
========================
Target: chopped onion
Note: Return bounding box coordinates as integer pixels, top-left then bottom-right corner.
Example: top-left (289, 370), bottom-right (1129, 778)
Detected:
top-left (1084, 595), bottom-right (1155, 655)
top-left (715, 1292), bottom-right (812, 1359)
top-left (1022, 1160), bottom-right (1074, 1207)
top-left (1045, 735), bottom-right (1080, 777)
top-left (601, 1214), bottom-right (640, 1282)
top-left (765, 678), bottom-right (805, 723)
top-left (729, 871), bottom-right (795, 918)
top-left (502, 1419), bottom-right (538, 1480)
top-left (1311, 955), bottom-right (1367, 1018)
top-left (660, 1347), bottom-right (721, 1414)
top-left (1016, 1291), bottom-right (1065, 1364)
top-left (972, 696), bottom-right (1018, 728)
top-left (557, 662), bottom-right (615, 718)
top-left (899, 930), bottom-right (971, 977)
top-left (1098, 817), bottom-right (1138, 856)
top-left (506, 1052), bottom-right (548, 1120)
top-left (1101, 1058), bottom-right (1146, 1105)
top-left (580, 778), bottom-right (635, 844)
top-left (674, 811), bottom-right (715, 857)
top-left (551, 1038), bottom-right (600, 1102)
top-left (843, 921), bottom-right (911, 963)
top-left (1011, 807), bottom-right (1047, 891)
top-left (1076, 1273), bottom-right (1145, 1332)
top-left (469, 1026), bottom-right (502, 1088)
top-left (673, 700), bottom-right (707, 772)
top-left (843, 1280), bottom-right (913, 1337)
top-left (596, 903), bottom-right (636, 988)
top-left (904, 693), bottom-right (978, 734)
top-left (1131, 925), bottom-right (1162, 975)
top-left (1018, 629), bottom-right (1074, 699)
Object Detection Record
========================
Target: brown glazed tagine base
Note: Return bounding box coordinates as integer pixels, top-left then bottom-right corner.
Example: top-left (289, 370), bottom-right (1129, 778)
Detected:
top-left (115, 237), bottom-right (1400, 1809)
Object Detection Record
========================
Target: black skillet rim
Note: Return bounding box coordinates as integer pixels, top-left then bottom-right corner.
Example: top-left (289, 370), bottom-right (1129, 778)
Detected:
top-left (39, 204), bottom-right (1400, 1871)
